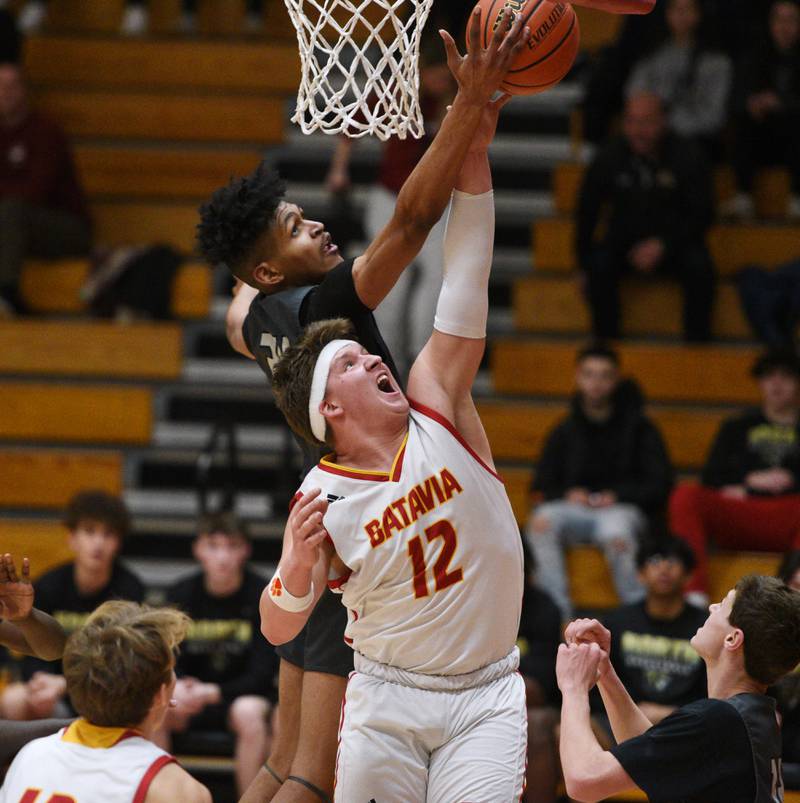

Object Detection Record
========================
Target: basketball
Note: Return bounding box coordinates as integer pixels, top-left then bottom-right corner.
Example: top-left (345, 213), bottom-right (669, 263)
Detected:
top-left (473, 0), bottom-right (581, 95)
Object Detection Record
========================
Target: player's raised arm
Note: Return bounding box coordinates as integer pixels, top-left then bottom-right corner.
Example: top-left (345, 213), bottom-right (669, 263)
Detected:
top-left (351, 8), bottom-right (527, 310)
top-left (569, 0), bottom-right (655, 13)
top-left (0, 554), bottom-right (66, 661)
top-left (405, 97), bottom-right (506, 466)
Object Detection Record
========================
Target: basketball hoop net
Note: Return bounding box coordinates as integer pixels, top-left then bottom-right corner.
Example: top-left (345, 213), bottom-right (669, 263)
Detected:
top-left (283, 0), bottom-right (435, 141)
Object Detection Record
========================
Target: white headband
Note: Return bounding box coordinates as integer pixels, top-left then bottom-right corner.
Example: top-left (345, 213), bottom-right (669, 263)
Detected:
top-left (308, 339), bottom-right (358, 442)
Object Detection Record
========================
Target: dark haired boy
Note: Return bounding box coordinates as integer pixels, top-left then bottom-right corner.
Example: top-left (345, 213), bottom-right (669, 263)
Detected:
top-left (594, 538), bottom-right (707, 739)
top-left (0, 490), bottom-right (143, 721)
top-left (525, 345), bottom-right (673, 620)
top-left (154, 513), bottom-right (277, 798)
top-left (559, 575), bottom-right (800, 802)
top-left (670, 349), bottom-right (800, 602)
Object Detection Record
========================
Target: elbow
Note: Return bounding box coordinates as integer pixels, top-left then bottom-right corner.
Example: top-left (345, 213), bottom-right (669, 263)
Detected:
top-left (564, 773), bottom-right (603, 803)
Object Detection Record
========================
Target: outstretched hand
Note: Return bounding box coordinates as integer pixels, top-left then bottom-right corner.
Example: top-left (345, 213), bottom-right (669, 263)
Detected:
top-left (0, 554), bottom-right (34, 622)
top-left (440, 7), bottom-right (528, 107)
top-left (285, 488), bottom-right (330, 571)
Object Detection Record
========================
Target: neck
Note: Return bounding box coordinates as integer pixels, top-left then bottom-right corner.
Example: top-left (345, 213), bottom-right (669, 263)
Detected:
top-left (74, 562), bottom-right (112, 596)
top-left (645, 594), bottom-right (685, 620)
top-left (706, 661), bottom-right (766, 700)
top-left (764, 405), bottom-right (798, 426)
top-left (334, 418), bottom-right (407, 472)
top-left (581, 399), bottom-right (612, 422)
top-left (204, 572), bottom-right (243, 598)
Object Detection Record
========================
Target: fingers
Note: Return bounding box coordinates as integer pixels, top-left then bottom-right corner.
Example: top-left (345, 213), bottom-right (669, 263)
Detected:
top-left (439, 29), bottom-right (461, 74)
top-left (488, 7), bottom-right (509, 54)
top-left (466, 5), bottom-right (482, 54)
top-left (497, 8), bottom-right (526, 57)
top-left (0, 554), bottom-right (9, 584)
top-left (21, 557), bottom-right (30, 584)
top-left (5, 554), bottom-right (18, 585)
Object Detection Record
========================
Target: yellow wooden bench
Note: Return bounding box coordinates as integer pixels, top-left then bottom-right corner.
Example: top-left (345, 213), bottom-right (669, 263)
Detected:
top-left (37, 90), bottom-right (284, 144)
top-left (533, 217), bottom-right (800, 275)
top-left (0, 320), bottom-right (182, 379)
top-left (513, 276), bottom-right (751, 339)
top-left (20, 259), bottom-right (211, 317)
top-left (491, 339), bottom-right (761, 404)
top-left (0, 449), bottom-right (122, 509)
top-left (477, 401), bottom-right (722, 469)
top-left (0, 382), bottom-right (153, 445)
top-left (27, 36), bottom-right (300, 93)
top-left (0, 519), bottom-right (73, 579)
top-left (74, 146), bottom-right (263, 200)
top-left (89, 202), bottom-right (201, 251)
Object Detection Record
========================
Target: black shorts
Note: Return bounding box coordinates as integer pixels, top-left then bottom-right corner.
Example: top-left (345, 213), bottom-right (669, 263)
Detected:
top-left (276, 588), bottom-right (353, 677)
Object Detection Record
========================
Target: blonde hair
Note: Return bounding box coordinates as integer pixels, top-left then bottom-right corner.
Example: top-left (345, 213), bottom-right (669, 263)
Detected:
top-left (63, 600), bottom-right (190, 728)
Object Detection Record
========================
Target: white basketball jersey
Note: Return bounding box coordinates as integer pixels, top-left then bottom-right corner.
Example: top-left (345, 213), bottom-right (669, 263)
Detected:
top-left (298, 400), bottom-right (524, 676)
top-left (0, 719), bottom-right (175, 803)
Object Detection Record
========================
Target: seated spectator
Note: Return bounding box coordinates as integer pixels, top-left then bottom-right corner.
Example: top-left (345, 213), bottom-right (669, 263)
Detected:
top-left (0, 61), bottom-right (91, 315)
top-left (592, 537), bottom-right (707, 744)
top-left (517, 555), bottom-right (562, 803)
top-left (0, 490), bottom-right (143, 721)
top-left (625, 0), bottom-right (732, 154)
top-left (0, 601), bottom-right (211, 802)
top-left (670, 349), bottom-right (800, 603)
top-left (737, 257), bottom-right (800, 348)
top-left (153, 513), bottom-right (277, 797)
top-left (723, 0), bottom-right (800, 221)
top-left (0, 553), bottom-right (71, 765)
top-left (576, 92), bottom-right (715, 343)
top-left (524, 345), bottom-right (673, 621)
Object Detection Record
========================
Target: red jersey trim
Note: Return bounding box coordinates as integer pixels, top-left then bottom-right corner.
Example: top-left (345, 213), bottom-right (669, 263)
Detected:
top-left (288, 491), bottom-right (303, 513)
top-left (317, 431), bottom-right (408, 483)
top-left (408, 399), bottom-right (504, 483)
top-left (328, 569), bottom-right (352, 591)
top-left (132, 754), bottom-right (176, 803)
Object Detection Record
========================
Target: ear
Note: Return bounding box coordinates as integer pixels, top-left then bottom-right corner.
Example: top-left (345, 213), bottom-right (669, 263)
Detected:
top-left (724, 627), bottom-right (745, 653)
top-left (191, 538), bottom-right (202, 562)
top-left (320, 399), bottom-right (343, 426)
top-left (252, 260), bottom-right (284, 291)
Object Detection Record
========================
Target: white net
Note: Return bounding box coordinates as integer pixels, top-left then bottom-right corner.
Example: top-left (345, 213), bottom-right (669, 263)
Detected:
top-left (283, 0), bottom-right (435, 141)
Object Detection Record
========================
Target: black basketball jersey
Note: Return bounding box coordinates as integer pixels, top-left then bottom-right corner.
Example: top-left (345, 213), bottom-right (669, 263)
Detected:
top-left (241, 258), bottom-right (399, 471)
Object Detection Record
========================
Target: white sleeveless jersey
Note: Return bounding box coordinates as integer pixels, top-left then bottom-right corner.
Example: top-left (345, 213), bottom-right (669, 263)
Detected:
top-left (298, 400), bottom-right (524, 676)
top-left (0, 719), bottom-right (175, 803)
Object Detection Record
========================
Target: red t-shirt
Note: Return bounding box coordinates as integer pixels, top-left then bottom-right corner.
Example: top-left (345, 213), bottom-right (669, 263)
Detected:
top-left (0, 109), bottom-right (90, 224)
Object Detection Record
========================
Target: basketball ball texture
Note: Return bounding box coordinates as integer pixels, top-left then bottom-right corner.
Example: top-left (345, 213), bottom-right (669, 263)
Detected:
top-left (474, 0), bottom-right (580, 95)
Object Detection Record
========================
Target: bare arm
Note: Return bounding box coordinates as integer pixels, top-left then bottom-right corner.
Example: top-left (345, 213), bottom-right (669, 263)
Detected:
top-left (569, 0), bottom-right (655, 13)
top-left (557, 643), bottom-right (639, 803)
top-left (225, 281), bottom-right (258, 359)
top-left (145, 761), bottom-right (212, 803)
top-left (351, 8), bottom-right (527, 309)
top-left (0, 555), bottom-right (66, 661)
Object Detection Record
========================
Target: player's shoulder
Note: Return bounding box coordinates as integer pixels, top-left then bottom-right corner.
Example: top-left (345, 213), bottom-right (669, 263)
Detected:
top-left (144, 760), bottom-right (212, 803)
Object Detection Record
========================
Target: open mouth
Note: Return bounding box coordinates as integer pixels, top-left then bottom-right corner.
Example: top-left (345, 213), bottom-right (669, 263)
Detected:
top-left (322, 233), bottom-right (338, 256)
top-left (376, 372), bottom-right (394, 393)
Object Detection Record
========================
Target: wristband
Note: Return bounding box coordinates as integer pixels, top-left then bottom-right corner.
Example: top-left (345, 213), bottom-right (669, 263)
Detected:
top-left (267, 569), bottom-right (315, 612)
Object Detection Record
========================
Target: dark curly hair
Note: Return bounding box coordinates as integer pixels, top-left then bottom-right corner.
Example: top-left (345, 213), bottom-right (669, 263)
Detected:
top-left (64, 490), bottom-right (130, 541)
top-left (196, 161), bottom-right (286, 284)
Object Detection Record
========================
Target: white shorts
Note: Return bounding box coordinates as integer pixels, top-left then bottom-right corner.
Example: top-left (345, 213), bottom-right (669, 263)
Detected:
top-left (334, 650), bottom-right (527, 803)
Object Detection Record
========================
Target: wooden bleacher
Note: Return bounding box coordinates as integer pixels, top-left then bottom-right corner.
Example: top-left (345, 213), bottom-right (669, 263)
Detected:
top-left (0, 519), bottom-right (73, 578)
top-left (0, 382), bottom-right (153, 444)
top-left (90, 202), bottom-right (202, 251)
top-left (0, 449), bottom-right (122, 509)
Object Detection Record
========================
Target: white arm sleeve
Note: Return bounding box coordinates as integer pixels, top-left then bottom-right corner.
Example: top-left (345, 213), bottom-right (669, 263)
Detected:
top-left (433, 189), bottom-right (495, 339)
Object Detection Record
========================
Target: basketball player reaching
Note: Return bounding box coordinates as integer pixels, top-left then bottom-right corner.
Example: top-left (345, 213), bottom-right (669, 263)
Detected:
top-left (0, 553), bottom-right (71, 765)
top-left (198, 10), bottom-right (527, 803)
top-left (263, 90), bottom-right (526, 801)
top-left (0, 600), bottom-right (211, 803)
top-left (556, 576), bottom-right (800, 802)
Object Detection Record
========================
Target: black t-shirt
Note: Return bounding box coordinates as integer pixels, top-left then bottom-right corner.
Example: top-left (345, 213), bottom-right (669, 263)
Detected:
top-left (242, 258), bottom-right (399, 471)
top-left (612, 694), bottom-right (784, 803)
top-left (167, 569), bottom-right (277, 704)
top-left (23, 561), bottom-right (145, 679)
top-left (603, 601), bottom-right (708, 708)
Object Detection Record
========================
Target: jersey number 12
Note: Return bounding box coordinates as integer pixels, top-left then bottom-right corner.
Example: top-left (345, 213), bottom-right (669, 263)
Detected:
top-left (407, 520), bottom-right (463, 599)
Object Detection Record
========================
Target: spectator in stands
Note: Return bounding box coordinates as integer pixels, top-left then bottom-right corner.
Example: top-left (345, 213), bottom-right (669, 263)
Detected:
top-left (524, 344), bottom-right (673, 621)
top-left (518, 553), bottom-right (563, 803)
top-left (576, 91), bottom-right (715, 342)
top-left (625, 0), bottom-right (732, 154)
top-left (120, 0), bottom-right (266, 36)
top-left (592, 537), bottom-right (707, 743)
top-left (325, 40), bottom-right (456, 377)
top-left (154, 512), bottom-right (277, 797)
top-left (1, 601), bottom-right (212, 802)
top-left (0, 61), bottom-right (91, 316)
top-left (737, 256), bottom-right (800, 348)
top-left (723, 0), bottom-right (800, 221)
top-left (0, 490), bottom-right (143, 721)
top-left (670, 349), bottom-right (800, 604)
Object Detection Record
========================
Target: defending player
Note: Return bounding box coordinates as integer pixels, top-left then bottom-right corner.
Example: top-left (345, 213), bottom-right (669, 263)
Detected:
top-left (264, 90), bottom-right (526, 800)
top-left (557, 576), bottom-right (800, 802)
top-left (0, 600), bottom-right (211, 803)
top-left (197, 10), bottom-right (527, 803)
